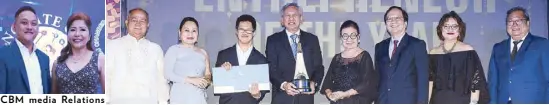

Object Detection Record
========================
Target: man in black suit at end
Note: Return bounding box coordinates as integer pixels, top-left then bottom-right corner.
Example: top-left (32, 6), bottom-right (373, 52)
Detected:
top-left (214, 14), bottom-right (268, 104)
top-left (266, 2), bottom-right (325, 104)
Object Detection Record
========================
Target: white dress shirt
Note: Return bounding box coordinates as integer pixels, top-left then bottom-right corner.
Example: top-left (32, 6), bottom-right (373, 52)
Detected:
top-left (236, 43), bottom-right (253, 65)
top-left (509, 34), bottom-right (528, 53)
top-left (389, 34), bottom-right (404, 59)
top-left (106, 35), bottom-right (169, 104)
top-left (286, 29), bottom-right (301, 45)
top-left (15, 40), bottom-right (43, 94)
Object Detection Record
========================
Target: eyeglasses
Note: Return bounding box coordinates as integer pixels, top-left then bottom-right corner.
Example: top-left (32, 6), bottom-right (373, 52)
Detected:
top-left (443, 25), bottom-right (459, 30)
top-left (237, 28), bottom-right (254, 34)
top-left (507, 19), bottom-right (526, 26)
top-left (386, 17), bottom-right (403, 22)
top-left (341, 33), bottom-right (358, 40)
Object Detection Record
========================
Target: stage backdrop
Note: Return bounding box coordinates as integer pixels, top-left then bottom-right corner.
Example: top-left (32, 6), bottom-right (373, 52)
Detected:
top-left (123, 0), bottom-right (548, 104)
top-left (0, 0), bottom-right (106, 70)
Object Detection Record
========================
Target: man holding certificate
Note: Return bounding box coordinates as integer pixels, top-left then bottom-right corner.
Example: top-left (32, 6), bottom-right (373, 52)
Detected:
top-left (214, 14), bottom-right (269, 104)
top-left (266, 3), bottom-right (325, 104)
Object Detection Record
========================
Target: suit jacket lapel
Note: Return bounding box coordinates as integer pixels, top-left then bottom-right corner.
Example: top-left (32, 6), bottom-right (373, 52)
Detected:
top-left (246, 48), bottom-right (260, 65)
top-left (229, 45), bottom-right (240, 66)
top-left (10, 43), bottom-right (30, 92)
top-left (390, 34), bottom-right (409, 65)
top-left (381, 39), bottom-right (391, 63)
top-left (513, 34), bottom-right (533, 65)
top-left (279, 30), bottom-right (295, 60)
top-left (36, 52), bottom-right (50, 94)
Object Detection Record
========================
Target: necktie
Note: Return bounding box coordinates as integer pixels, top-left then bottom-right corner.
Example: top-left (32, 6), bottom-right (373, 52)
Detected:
top-left (511, 40), bottom-right (523, 62)
top-left (291, 34), bottom-right (298, 57)
top-left (391, 40), bottom-right (399, 59)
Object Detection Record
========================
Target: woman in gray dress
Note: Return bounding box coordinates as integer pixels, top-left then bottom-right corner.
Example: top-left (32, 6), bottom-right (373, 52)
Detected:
top-left (51, 12), bottom-right (105, 94)
top-left (164, 17), bottom-right (212, 104)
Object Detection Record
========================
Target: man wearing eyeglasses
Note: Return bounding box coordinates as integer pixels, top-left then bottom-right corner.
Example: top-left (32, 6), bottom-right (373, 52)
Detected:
top-left (214, 14), bottom-right (269, 104)
top-left (266, 2), bottom-right (324, 104)
top-left (374, 6), bottom-right (429, 104)
top-left (488, 6), bottom-right (549, 104)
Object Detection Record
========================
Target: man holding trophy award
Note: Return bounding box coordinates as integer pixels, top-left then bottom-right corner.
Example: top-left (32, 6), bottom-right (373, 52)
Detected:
top-left (266, 3), bottom-right (325, 104)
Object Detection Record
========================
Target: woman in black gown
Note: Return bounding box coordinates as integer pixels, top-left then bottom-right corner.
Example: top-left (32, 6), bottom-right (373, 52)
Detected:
top-left (428, 11), bottom-right (489, 104)
top-left (320, 20), bottom-right (379, 104)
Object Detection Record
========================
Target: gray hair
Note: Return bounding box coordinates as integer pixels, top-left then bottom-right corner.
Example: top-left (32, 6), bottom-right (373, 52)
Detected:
top-left (280, 3), bottom-right (303, 17)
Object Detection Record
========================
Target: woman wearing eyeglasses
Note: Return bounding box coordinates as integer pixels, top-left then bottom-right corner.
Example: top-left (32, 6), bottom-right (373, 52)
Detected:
top-left (320, 20), bottom-right (379, 104)
top-left (428, 11), bottom-right (489, 104)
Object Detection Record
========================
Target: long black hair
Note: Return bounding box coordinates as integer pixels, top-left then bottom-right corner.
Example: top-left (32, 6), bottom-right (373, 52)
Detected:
top-left (57, 12), bottom-right (93, 63)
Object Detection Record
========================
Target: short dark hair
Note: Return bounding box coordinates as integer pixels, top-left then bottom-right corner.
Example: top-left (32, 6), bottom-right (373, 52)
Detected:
top-left (178, 17), bottom-right (199, 43)
top-left (128, 8), bottom-right (149, 21)
top-left (506, 6), bottom-right (530, 24)
top-left (384, 6), bottom-right (408, 24)
top-left (235, 14), bottom-right (257, 31)
top-left (340, 20), bottom-right (360, 36)
top-left (436, 11), bottom-right (466, 42)
top-left (15, 6), bottom-right (36, 19)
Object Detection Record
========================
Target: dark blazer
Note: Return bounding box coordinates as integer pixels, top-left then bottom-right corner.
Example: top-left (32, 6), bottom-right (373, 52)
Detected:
top-left (266, 30), bottom-right (324, 104)
top-left (374, 34), bottom-right (429, 104)
top-left (214, 45), bottom-right (269, 104)
top-left (0, 42), bottom-right (51, 94)
top-left (488, 33), bottom-right (549, 104)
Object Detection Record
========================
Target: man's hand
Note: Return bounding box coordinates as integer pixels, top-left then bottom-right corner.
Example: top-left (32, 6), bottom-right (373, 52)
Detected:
top-left (283, 82), bottom-right (300, 96)
top-left (249, 83), bottom-right (261, 99)
top-left (222, 62), bottom-right (232, 71)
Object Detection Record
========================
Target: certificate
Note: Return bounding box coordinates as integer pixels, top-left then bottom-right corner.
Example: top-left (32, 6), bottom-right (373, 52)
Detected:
top-left (212, 64), bottom-right (271, 94)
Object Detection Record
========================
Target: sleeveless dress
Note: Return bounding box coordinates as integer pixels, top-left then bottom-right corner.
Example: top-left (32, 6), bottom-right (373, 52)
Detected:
top-left (55, 51), bottom-right (101, 94)
top-left (164, 45), bottom-right (207, 104)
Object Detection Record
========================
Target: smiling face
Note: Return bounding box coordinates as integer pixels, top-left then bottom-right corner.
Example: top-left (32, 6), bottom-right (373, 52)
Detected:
top-left (179, 21), bottom-right (198, 45)
top-left (341, 27), bottom-right (359, 50)
top-left (385, 9), bottom-right (407, 36)
top-left (281, 6), bottom-right (302, 32)
top-left (441, 18), bottom-right (460, 41)
top-left (67, 20), bottom-right (91, 49)
top-left (236, 21), bottom-right (254, 45)
top-left (14, 10), bottom-right (38, 44)
top-left (506, 11), bottom-right (529, 40)
top-left (126, 10), bottom-right (149, 39)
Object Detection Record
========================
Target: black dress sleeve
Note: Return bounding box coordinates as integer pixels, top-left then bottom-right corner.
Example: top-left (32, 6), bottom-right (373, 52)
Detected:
top-left (469, 51), bottom-right (490, 104)
top-left (352, 51), bottom-right (379, 101)
top-left (320, 54), bottom-right (338, 95)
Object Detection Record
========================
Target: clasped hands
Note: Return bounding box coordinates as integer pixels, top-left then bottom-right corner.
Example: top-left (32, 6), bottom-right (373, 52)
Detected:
top-left (325, 89), bottom-right (357, 102)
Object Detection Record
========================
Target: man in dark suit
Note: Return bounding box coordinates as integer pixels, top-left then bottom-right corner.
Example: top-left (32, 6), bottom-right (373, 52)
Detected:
top-left (266, 3), bottom-right (324, 104)
top-left (0, 6), bottom-right (51, 94)
top-left (374, 6), bottom-right (429, 104)
top-left (214, 14), bottom-right (269, 104)
top-left (488, 7), bottom-right (549, 104)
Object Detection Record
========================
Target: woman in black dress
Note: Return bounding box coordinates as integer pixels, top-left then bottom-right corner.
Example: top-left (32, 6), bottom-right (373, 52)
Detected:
top-left (428, 11), bottom-right (489, 104)
top-left (320, 20), bottom-right (379, 104)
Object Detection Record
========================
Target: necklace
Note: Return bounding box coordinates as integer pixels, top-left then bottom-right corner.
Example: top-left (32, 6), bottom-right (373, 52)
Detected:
top-left (71, 51), bottom-right (88, 64)
top-left (442, 41), bottom-right (458, 54)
